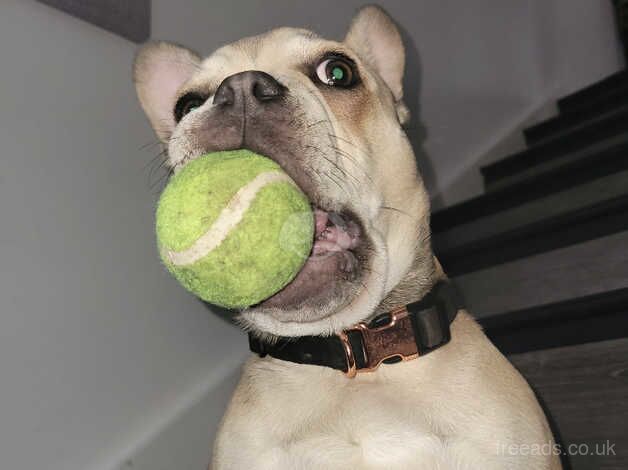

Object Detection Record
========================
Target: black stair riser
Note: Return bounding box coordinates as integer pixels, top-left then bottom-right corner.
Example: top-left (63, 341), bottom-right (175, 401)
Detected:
top-left (431, 139), bottom-right (628, 233)
top-left (452, 230), bottom-right (628, 318)
top-left (557, 69), bottom-right (628, 113)
top-left (481, 110), bottom-right (628, 187)
top-left (480, 287), bottom-right (628, 355)
top-left (438, 194), bottom-right (628, 276)
top-left (525, 92), bottom-right (628, 145)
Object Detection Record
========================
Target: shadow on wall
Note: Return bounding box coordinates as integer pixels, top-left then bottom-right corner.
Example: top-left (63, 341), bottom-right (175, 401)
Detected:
top-left (397, 23), bottom-right (444, 210)
top-left (205, 302), bottom-right (239, 327)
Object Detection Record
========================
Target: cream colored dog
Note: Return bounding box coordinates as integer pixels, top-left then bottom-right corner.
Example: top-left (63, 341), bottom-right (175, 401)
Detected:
top-left (134, 5), bottom-right (560, 469)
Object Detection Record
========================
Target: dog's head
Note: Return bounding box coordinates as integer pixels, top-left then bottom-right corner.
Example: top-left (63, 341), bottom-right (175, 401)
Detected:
top-left (134, 6), bottom-right (434, 337)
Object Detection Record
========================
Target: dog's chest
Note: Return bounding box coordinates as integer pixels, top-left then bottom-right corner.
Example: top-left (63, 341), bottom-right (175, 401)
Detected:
top-left (217, 359), bottom-right (457, 469)
top-left (263, 388), bottom-right (446, 469)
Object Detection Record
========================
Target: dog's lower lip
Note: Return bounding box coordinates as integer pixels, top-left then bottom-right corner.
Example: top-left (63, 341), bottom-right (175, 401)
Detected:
top-left (257, 208), bottom-right (363, 309)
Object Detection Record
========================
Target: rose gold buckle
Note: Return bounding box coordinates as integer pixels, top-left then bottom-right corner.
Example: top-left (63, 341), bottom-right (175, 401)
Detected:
top-left (339, 306), bottom-right (419, 378)
top-left (337, 331), bottom-right (358, 378)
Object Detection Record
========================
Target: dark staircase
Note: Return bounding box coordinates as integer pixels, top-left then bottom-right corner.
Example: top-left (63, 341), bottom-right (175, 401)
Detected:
top-left (431, 69), bottom-right (628, 470)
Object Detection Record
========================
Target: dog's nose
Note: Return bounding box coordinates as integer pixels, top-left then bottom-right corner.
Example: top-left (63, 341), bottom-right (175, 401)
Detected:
top-left (213, 71), bottom-right (285, 106)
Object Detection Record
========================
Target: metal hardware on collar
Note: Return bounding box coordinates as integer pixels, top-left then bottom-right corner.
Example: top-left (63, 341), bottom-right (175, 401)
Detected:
top-left (337, 331), bottom-right (358, 378)
top-left (339, 306), bottom-right (419, 377)
top-left (248, 280), bottom-right (463, 377)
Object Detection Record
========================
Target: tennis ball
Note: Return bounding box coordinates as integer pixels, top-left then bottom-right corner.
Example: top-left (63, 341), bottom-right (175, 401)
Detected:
top-left (156, 150), bottom-right (314, 308)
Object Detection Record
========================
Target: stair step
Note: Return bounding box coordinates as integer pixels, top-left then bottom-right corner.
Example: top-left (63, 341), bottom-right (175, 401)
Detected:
top-left (480, 287), bottom-right (628, 355)
top-left (437, 194), bottom-right (628, 277)
top-left (507, 339), bottom-right (628, 470)
top-left (488, 133), bottom-right (628, 192)
top-left (557, 69), bottom-right (628, 113)
top-left (431, 138), bottom-right (628, 233)
top-left (481, 108), bottom-right (628, 189)
top-left (434, 168), bottom-right (628, 254)
top-left (524, 88), bottom-right (628, 145)
top-left (451, 229), bottom-right (628, 317)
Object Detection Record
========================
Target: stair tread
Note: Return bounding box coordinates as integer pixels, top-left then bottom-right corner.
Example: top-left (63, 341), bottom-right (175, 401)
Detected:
top-left (479, 287), bottom-right (628, 354)
top-left (434, 168), bottom-right (628, 253)
top-left (436, 193), bottom-right (628, 276)
top-left (557, 69), bottom-right (628, 113)
top-left (481, 107), bottom-right (628, 186)
top-left (452, 230), bottom-right (628, 317)
top-left (431, 137), bottom-right (628, 232)
top-left (524, 88), bottom-right (628, 145)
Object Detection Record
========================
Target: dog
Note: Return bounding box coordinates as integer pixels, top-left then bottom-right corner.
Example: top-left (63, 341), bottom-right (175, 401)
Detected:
top-left (134, 5), bottom-right (560, 469)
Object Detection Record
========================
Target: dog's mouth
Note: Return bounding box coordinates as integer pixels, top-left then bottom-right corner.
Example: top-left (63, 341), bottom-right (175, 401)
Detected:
top-left (258, 207), bottom-right (365, 310)
top-left (173, 107), bottom-right (382, 327)
top-left (312, 209), bottom-right (361, 266)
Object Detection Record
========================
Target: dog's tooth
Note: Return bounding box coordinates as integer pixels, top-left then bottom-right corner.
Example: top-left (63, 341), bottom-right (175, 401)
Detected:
top-left (314, 209), bottom-right (329, 236)
top-left (323, 225), bottom-right (354, 249)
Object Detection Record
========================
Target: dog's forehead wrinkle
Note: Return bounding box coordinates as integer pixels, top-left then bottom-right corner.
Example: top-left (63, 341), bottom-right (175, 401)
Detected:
top-left (222, 29), bottom-right (348, 75)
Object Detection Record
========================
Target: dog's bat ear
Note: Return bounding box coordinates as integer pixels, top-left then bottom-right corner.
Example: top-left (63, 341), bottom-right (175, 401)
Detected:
top-left (133, 41), bottom-right (201, 142)
top-left (345, 5), bottom-right (409, 124)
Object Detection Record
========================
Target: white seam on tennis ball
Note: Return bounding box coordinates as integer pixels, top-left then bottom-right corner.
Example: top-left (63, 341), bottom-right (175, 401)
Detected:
top-left (163, 171), bottom-right (297, 266)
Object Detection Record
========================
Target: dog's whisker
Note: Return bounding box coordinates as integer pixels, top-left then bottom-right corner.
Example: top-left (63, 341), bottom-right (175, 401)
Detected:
top-left (148, 165), bottom-right (174, 194)
top-left (140, 149), bottom-right (168, 174)
top-left (306, 119), bottom-right (329, 129)
top-left (139, 139), bottom-right (162, 151)
top-left (379, 205), bottom-right (413, 218)
top-left (329, 145), bottom-right (374, 185)
top-left (303, 143), bottom-right (365, 197)
top-left (328, 133), bottom-right (370, 157)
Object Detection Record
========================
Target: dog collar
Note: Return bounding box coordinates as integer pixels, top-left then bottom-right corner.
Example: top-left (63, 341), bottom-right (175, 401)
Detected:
top-left (248, 280), bottom-right (463, 377)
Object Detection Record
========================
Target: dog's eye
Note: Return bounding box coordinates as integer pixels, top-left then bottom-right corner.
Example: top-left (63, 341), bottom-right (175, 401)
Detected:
top-left (174, 92), bottom-right (207, 122)
top-left (315, 56), bottom-right (355, 87)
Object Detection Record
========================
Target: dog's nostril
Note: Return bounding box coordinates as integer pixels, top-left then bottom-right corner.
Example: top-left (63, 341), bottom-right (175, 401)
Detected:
top-left (252, 77), bottom-right (284, 101)
top-left (213, 83), bottom-right (235, 106)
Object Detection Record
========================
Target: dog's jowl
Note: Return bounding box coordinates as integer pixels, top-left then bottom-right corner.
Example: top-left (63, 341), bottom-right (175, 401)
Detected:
top-left (134, 5), bottom-right (561, 469)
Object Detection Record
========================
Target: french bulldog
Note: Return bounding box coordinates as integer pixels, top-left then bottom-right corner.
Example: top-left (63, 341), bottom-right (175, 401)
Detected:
top-left (134, 5), bottom-right (560, 469)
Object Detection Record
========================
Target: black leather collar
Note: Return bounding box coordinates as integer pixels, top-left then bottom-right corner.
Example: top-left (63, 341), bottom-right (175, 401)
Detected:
top-left (249, 280), bottom-right (463, 377)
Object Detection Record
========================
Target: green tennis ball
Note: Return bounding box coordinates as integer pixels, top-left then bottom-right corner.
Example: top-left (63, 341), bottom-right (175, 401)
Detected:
top-left (156, 150), bottom-right (314, 308)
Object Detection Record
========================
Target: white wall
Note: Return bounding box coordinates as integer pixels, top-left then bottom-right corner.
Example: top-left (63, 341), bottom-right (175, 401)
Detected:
top-left (0, 1), bottom-right (622, 470)
top-left (0, 2), bottom-right (247, 470)
top-left (408, 0), bottom-right (624, 206)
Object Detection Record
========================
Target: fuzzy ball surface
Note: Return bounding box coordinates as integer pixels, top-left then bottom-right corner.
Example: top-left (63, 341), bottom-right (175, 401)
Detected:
top-left (156, 150), bottom-right (314, 308)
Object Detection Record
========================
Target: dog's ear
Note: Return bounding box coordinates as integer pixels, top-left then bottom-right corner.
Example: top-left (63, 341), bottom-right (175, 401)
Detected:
top-left (133, 41), bottom-right (201, 141)
top-left (345, 5), bottom-right (409, 124)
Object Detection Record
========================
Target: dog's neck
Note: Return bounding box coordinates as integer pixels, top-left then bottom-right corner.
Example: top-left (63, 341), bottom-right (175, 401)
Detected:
top-left (374, 253), bottom-right (442, 318)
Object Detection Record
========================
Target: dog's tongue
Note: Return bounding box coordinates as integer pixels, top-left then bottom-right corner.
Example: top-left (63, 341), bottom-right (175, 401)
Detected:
top-left (313, 209), bottom-right (359, 255)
